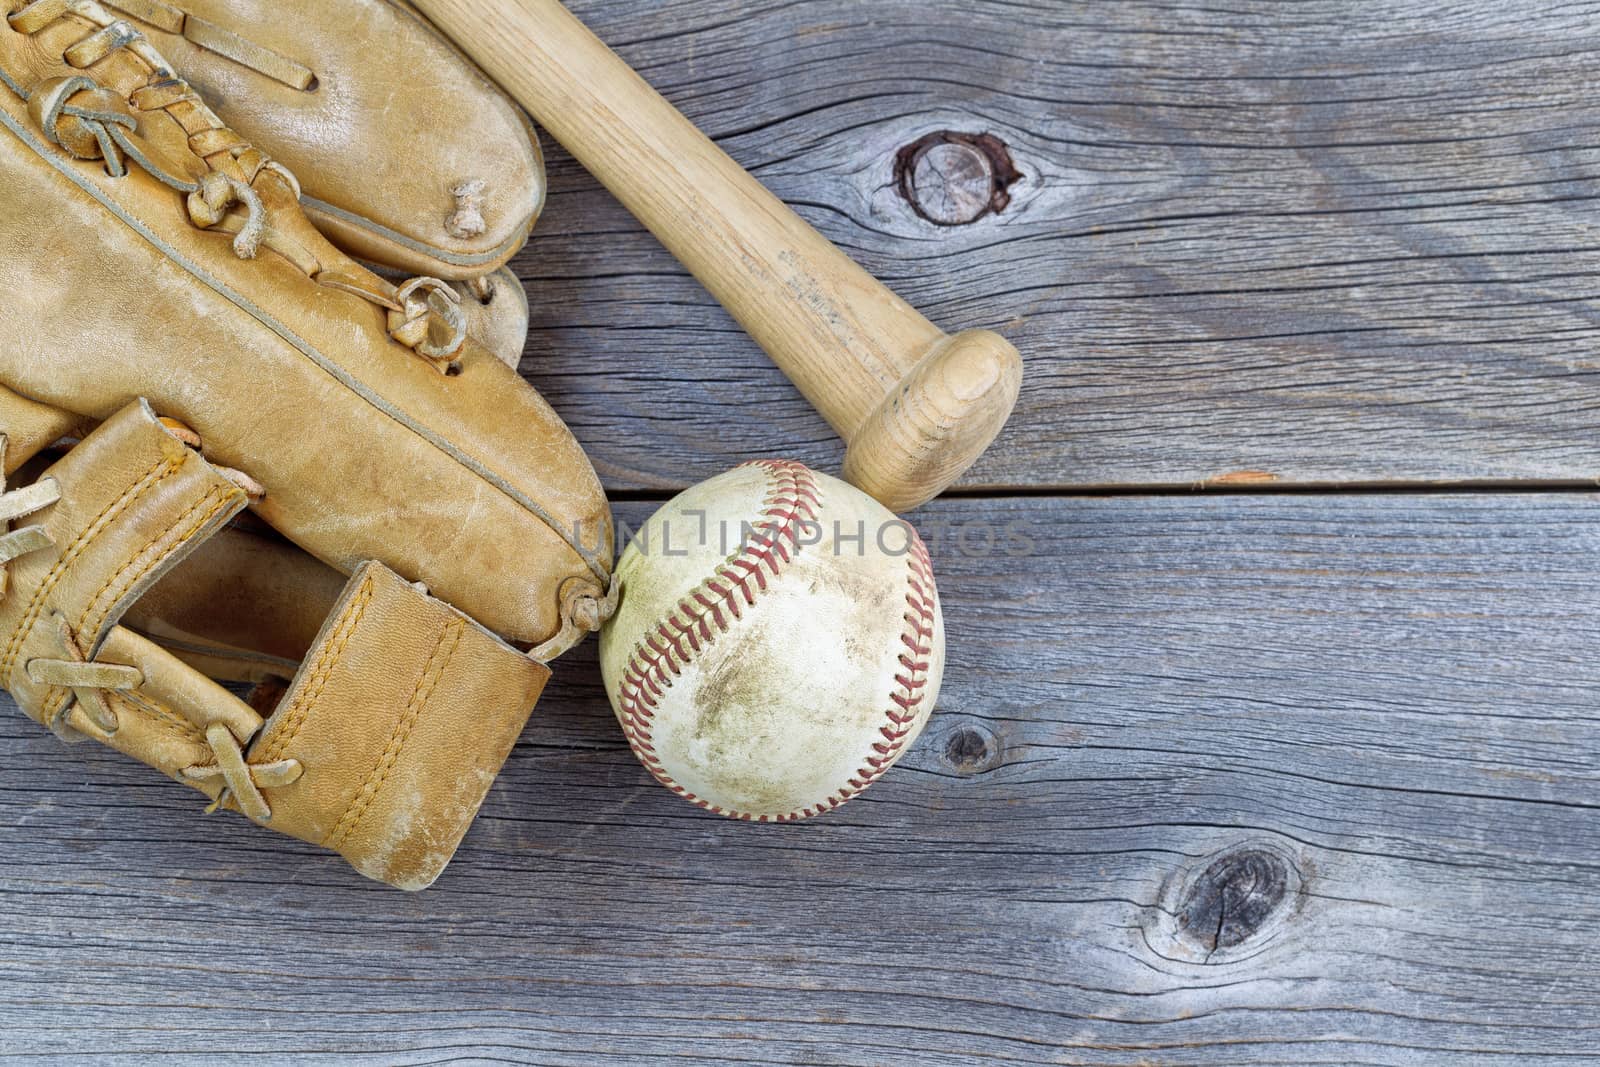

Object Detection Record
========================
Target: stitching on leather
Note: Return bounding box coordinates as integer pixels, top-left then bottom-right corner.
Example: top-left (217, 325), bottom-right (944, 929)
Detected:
top-left (76, 484), bottom-right (236, 643)
top-left (30, 480), bottom-right (233, 726)
top-left (31, 479), bottom-right (233, 739)
top-left (113, 689), bottom-right (207, 744)
top-left (1, 455), bottom-right (177, 684)
top-left (40, 685), bottom-right (68, 727)
top-left (325, 615), bottom-right (465, 851)
top-left (616, 461), bottom-right (826, 821)
top-left (41, 685), bottom-right (206, 746)
top-left (619, 467), bottom-right (937, 821)
top-left (255, 572), bottom-right (375, 763)
top-left (839, 530), bottom-right (936, 803)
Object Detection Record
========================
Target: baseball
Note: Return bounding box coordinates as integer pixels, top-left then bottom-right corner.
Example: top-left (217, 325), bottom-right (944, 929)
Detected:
top-left (599, 460), bottom-right (946, 820)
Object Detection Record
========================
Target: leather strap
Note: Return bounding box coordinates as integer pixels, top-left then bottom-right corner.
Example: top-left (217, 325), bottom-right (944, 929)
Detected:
top-left (247, 560), bottom-right (549, 890)
top-left (0, 398), bottom-right (248, 732)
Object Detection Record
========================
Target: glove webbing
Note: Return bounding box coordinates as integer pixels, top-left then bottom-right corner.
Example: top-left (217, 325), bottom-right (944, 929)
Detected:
top-left (5, 0), bottom-right (467, 368)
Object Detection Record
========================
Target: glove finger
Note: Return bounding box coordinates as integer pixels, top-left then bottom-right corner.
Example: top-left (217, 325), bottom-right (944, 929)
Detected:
top-left (1, 5), bottom-right (612, 649)
top-left (99, 0), bottom-right (546, 282)
top-left (452, 266), bottom-right (531, 371)
top-left (9, 437), bottom-right (342, 684)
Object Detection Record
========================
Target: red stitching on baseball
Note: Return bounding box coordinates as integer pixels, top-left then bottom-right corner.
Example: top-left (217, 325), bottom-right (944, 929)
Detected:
top-left (840, 530), bottom-right (938, 801)
top-left (616, 461), bottom-right (821, 820)
top-left (616, 461), bottom-right (937, 822)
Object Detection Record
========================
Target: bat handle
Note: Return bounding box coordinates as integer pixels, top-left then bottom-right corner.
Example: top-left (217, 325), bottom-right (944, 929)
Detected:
top-left (412, 0), bottom-right (1021, 511)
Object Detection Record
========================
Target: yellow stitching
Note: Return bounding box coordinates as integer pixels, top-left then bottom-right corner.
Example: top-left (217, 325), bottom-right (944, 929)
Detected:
top-left (22, 482), bottom-right (232, 726)
top-left (37, 664), bottom-right (204, 744)
top-left (1, 456), bottom-right (176, 683)
top-left (255, 572), bottom-right (374, 763)
top-left (76, 485), bottom-right (235, 641)
top-left (40, 685), bottom-right (68, 726)
top-left (326, 616), bottom-right (464, 850)
top-left (113, 690), bottom-right (206, 743)
top-left (1, 455), bottom-right (174, 676)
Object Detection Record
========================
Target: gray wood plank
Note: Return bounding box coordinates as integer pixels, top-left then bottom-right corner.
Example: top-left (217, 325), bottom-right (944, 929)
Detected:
top-left (2, 493), bottom-right (1598, 1064)
top-left (519, 0), bottom-right (1600, 493)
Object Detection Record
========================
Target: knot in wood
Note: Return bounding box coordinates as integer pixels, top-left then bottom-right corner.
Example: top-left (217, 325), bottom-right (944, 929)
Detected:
top-left (938, 719), bottom-right (1004, 775)
top-left (895, 132), bottom-right (1021, 226)
top-left (1177, 848), bottom-right (1292, 954)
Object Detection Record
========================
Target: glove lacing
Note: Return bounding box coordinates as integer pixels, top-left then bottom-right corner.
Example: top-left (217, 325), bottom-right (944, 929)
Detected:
top-left (4, 0), bottom-right (468, 368)
top-left (0, 432), bottom-right (299, 821)
top-left (0, 478), bottom-right (58, 575)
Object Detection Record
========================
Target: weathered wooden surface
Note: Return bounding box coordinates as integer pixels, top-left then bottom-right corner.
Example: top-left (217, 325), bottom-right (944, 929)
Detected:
top-left (526, 0), bottom-right (1600, 493)
top-left (3, 494), bottom-right (1599, 1064)
top-left (7, 2), bottom-right (1600, 1063)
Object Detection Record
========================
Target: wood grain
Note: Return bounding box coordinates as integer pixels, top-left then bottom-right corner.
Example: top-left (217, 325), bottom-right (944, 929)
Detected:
top-left (416, 0), bottom-right (1022, 512)
top-left (519, 0), bottom-right (1600, 494)
top-left (7, 3), bottom-right (1599, 1063)
top-left (2, 494), bottom-right (1597, 1064)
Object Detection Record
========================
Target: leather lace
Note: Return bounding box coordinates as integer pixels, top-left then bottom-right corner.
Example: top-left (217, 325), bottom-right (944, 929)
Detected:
top-left (0, 480), bottom-right (131, 737)
top-left (181, 721), bottom-right (302, 824)
top-left (0, 477), bottom-right (59, 571)
top-left (1, 433), bottom-right (300, 821)
top-left (4, 0), bottom-right (468, 368)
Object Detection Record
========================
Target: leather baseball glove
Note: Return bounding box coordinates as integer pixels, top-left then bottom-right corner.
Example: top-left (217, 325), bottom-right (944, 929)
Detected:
top-left (0, 0), bottom-right (613, 889)
top-left (90, 0), bottom-right (548, 365)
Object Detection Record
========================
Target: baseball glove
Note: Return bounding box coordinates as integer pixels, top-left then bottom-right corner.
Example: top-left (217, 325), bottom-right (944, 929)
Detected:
top-left (0, 0), bottom-right (613, 889)
top-left (86, 0), bottom-right (548, 365)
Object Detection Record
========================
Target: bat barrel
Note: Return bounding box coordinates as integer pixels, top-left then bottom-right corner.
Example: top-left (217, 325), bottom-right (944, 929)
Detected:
top-left (413, 0), bottom-right (1021, 511)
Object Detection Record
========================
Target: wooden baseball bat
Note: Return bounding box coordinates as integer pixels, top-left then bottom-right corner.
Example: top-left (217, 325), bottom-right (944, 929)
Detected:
top-left (411, 0), bottom-right (1022, 513)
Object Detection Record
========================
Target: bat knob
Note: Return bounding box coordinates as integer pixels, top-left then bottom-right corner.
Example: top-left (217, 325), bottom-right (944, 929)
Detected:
top-left (842, 330), bottom-right (1022, 513)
